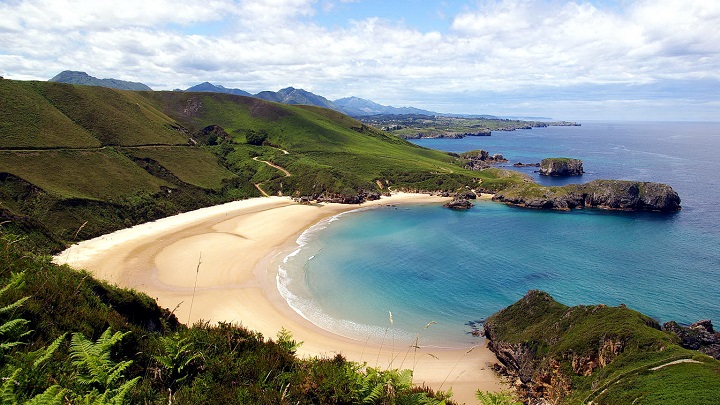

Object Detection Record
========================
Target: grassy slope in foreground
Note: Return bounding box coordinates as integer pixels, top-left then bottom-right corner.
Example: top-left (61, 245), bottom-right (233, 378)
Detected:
top-left (483, 290), bottom-right (720, 404)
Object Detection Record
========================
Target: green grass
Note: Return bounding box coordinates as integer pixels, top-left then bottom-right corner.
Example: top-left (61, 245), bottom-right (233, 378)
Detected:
top-left (590, 359), bottom-right (720, 404)
top-left (0, 80), bottom-right (101, 148)
top-left (485, 291), bottom-right (720, 404)
top-left (121, 146), bottom-right (237, 190)
top-left (0, 149), bottom-right (169, 200)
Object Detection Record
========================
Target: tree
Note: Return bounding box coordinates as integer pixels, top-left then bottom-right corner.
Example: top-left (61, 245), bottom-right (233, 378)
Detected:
top-left (246, 129), bottom-right (268, 146)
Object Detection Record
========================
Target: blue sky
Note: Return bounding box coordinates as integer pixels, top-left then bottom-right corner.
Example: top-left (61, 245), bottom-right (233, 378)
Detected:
top-left (1, 0), bottom-right (718, 121)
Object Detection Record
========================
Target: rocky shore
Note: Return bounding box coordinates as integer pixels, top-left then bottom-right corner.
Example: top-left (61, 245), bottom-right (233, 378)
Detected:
top-left (493, 180), bottom-right (681, 212)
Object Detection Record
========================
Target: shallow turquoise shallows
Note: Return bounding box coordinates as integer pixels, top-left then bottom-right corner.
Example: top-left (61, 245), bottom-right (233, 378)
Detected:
top-left (279, 121), bottom-right (720, 347)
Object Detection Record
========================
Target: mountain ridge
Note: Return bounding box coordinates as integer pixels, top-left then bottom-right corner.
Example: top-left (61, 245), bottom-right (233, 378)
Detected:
top-left (48, 70), bottom-right (452, 117)
top-left (49, 70), bottom-right (152, 91)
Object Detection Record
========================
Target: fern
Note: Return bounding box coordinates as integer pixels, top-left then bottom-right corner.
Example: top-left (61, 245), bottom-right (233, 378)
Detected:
top-left (476, 390), bottom-right (523, 405)
top-left (0, 272), bottom-right (32, 357)
top-left (152, 332), bottom-right (201, 387)
top-left (1, 368), bottom-right (22, 405)
top-left (25, 385), bottom-right (67, 405)
top-left (69, 327), bottom-right (137, 404)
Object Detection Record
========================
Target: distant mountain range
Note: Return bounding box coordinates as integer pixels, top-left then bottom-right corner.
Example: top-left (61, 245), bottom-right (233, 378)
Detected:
top-left (47, 71), bottom-right (511, 118)
top-left (184, 82), bottom-right (251, 97)
top-left (49, 70), bottom-right (152, 91)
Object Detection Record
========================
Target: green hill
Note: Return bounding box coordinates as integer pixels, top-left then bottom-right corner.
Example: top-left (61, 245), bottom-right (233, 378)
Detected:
top-left (483, 290), bottom-right (720, 404)
top-left (0, 79), bottom-right (523, 246)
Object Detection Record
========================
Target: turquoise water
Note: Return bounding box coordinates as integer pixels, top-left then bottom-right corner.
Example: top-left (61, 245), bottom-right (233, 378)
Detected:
top-left (279, 122), bottom-right (720, 347)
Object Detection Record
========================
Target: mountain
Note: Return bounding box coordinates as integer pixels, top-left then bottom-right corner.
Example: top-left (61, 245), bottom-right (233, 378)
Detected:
top-left (334, 96), bottom-right (437, 116)
top-left (254, 87), bottom-right (339, 110)
top-left (185, 81), bottom-right (251, 96)
top-left (49, 70), bottom-right (152, 91)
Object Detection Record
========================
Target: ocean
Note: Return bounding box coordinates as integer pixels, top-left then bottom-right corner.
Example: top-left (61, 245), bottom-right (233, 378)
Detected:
top-left (278, 121), bottom-right (720, 348)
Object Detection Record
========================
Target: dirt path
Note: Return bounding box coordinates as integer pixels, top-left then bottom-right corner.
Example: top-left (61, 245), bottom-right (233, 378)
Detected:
top-left (252, 156), bottom-right (291, 177)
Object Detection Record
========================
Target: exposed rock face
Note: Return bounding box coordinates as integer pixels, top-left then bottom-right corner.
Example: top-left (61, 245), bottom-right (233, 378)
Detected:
top-left (460, 149), bottom-right (508, 170)
top-left (443, 198), bottom-right (474, 210)
top-left (539, 158), bottom-right (584, 176)
top-left (663, 320), bottom-right (720, 359)
top-left (314, 190), bottom-right (381, 204)
top-left (493, 180), bottom-right (681, 212)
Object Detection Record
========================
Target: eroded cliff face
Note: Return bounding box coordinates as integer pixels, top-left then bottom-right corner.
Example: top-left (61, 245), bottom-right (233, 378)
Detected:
top-left (484, 319), bottom-right (624, 404)
top-left (539, 158), bottom-right (584, 176)
top-left (493, 180), bottom-right (681, 212)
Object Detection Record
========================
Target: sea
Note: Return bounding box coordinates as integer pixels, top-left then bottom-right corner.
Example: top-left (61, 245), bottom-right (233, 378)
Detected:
top-left (277, 121), bottom-right (720, 348)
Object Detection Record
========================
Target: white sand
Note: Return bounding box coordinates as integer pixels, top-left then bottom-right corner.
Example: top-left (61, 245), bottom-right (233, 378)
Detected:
top-left (54, 193), bottom-right (503, 403)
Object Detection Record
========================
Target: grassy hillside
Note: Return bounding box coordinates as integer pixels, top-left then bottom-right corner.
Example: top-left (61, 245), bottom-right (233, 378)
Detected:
top-left (483, 291), bottom-right (720, 404)
top-left (0, 79), bottom-right (525, 247)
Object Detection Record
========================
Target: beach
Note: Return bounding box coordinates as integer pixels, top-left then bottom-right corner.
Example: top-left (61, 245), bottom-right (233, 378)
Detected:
top-left (54, 193), bottom-right (503, 403)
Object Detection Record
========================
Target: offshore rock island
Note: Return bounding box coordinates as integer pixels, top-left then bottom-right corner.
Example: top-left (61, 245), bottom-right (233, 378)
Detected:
top-left (491, 180), bottom-right (681, 212)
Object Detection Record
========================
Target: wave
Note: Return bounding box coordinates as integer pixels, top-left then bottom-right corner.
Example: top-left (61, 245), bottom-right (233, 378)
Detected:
top-left (276, 206), bottom-right (419, 344)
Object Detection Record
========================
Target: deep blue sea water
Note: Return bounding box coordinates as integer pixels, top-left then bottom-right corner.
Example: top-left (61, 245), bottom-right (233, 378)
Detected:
top-left (279, 122), bottom-right (720, 348)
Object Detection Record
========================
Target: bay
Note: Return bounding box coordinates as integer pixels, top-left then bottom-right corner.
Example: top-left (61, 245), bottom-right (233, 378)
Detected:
top-left (279, 121), bottom-right (720, 347)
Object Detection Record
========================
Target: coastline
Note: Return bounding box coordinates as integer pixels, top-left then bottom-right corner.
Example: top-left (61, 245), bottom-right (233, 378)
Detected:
top-left (54, 193), bottom-right (503, 403)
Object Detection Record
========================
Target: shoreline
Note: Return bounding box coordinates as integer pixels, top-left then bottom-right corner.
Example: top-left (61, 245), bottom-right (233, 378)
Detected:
top-left (54, 193), bottom-right (503, 403)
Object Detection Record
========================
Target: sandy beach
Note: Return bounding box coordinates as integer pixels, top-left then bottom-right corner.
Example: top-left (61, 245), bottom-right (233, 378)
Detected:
top-left (54, 193), bottom-right (503, 403)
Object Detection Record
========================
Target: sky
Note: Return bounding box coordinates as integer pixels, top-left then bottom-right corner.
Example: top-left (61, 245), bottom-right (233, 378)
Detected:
top-left (1, 0), bottom-right (719, 121)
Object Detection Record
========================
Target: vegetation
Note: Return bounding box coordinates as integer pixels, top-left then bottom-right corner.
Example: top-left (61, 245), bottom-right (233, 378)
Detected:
top-left (0, 79), bottom-right (528, 248)
top-left (358, 114), bottom-right (578, 139)
top-left (484, 291), bottom-right (720, 404)
top-left (0, 230), bottom-right (456, 404)
top-left (1, 78), bottom-right (706, 404)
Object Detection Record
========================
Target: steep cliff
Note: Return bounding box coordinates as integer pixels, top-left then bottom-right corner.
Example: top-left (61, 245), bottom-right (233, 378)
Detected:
top-left (539, 158), bottom-right (584, 176)
top-left (493, 180), bottom-right (681, 212)
top-left (482, 291), bottom-right (720, 404)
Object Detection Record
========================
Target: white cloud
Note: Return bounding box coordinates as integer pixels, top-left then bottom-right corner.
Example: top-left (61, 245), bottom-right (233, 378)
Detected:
top-left (0, 0), bottom-right (718, 119)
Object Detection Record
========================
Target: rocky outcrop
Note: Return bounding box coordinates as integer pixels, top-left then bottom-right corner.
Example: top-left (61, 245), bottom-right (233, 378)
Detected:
top-left (460, 149), bottom-right (508, 170)
top-left (481, 290), bottom-right (678, 404)
top-left (663, 320), bottom-right (720, 359)
top-left (493, 180), bottom-right (681, 212)
top-left (316, 190), bottom-right (382, 204)
top-left (443, 198), bottom-right (474, 210)
top-left (539, 158), bottom-right (584, 176)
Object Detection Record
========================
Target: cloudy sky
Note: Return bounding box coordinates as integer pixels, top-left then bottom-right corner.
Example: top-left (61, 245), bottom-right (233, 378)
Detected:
top-left (1, 0), bottom-right (718, 120)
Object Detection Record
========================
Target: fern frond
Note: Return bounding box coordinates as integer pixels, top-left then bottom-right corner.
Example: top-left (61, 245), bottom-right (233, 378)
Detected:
top-left (0, 368), bottom-right (21, 404)
top-left (0, 296), bottom-right (30, 316)
top-left (26, 384), bottom-right (67, 405)
top-left (33, 333), bottom-right (67, 368)
top-left (363, 382), bottom-right (385, 404)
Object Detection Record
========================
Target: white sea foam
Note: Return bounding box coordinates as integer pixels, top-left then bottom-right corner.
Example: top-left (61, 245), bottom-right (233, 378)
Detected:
top-left (275, 205), bottom-right (418, 344)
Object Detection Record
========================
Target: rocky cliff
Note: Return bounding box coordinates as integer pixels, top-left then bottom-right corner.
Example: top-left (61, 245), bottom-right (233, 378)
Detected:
top-left (539, 158), bottom-right (584, 176)
top-left (481, 291), bottom-right (720, 404)
top-left (493, 180), bottom-right (681, 212)
top-left (460, 149), bottom-right (508, 170)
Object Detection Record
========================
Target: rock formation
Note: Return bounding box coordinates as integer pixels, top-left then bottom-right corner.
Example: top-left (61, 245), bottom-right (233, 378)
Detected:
top-left (443, 198), bottom-right (474, 210)
top-left (539, 158), bottom-right (584, 176)
top-left (460, 149), bottom-right (508, 170)
top-left (663, 320), bottom-right (720, 359)
top-left (493, 180), bottom-right (681, 212)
